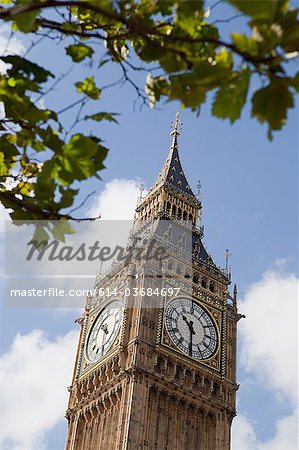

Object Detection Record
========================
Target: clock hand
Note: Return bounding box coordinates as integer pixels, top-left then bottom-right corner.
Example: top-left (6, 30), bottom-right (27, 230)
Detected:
top-left (101, 329), bottom-right (106, 356)
top-left (183, 315), bottom-right (190, 326)
top-left (100, 321), bottom-right (110, 356)
top-left (189, 320), bottom-right (196, 335)
top-left (183, 315), bottom-right (195, 334)
top-left (188, 320), bottom-right (196, 356)
top-left (100, 323), bottom-right (109, 335)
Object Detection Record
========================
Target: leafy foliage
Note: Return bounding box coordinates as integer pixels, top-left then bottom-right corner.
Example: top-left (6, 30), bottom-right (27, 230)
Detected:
top-left (66, 44), bottom-right (94, 62)
top-left (75, 77), bottom-right (101, 99)
top-left (0, 0), bottom-right (298, 237)
top-left (212, 69), bottom-right (251, 124)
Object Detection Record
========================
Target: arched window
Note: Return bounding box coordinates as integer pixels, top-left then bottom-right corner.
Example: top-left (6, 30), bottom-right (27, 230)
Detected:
top-left (155, 356), bottom-right (163, 373)
top-left (212, 383), bottom-right (220, 398)
top-left (174, 365), bottom-right (182, 382)
top-left (210, 281), bottom-right (216, 292)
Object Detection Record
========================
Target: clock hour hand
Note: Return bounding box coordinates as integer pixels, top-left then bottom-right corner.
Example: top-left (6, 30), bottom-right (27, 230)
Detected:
top-left (100, 323), bottom-right (109, 335)
top-left (100, 321), bottom-right (111, 355)
top-left (183, 315), bottom-right (195, 335)
top-left (188, 320), bottom-right (195, 356)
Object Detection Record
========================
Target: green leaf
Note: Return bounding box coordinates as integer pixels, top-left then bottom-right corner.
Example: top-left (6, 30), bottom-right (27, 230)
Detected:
top-left (215, 47), bottom-right (233, 68)
top-left (58, 134), bottom-right (108, 183)
top-left (58, 186), bottom-right (79, 209)
top-left (0, 152), bottom-right (7, 174)
top-left (84, 112), bottom-right (119, 123)
top-left (228, 0), bottom-right (289, 22)
top-left (75, 77), bottom-right (101, 99)
top-left (51, 220), bottom-right (74, 242)
top-left (176, 1), bottom-right (205, 35)
top-left (231, 33), bottom-right (259, 56)
top-left (66, 44), bottom-right (94, 62)
top-left (0, 135), bottom-right (19, 160)
top-left (31, 225), bottom-right (50, 245)
top-left (24, 104), bottom-right (52, 125)
top-left (168, 74), bottom-right (207, 109)
top-left (145, 73), bottom-right (169, 108)
top-left (35, 165), bottom-right (56, 203)
top-left (0, 135), bottom-right (19, 174)
top-left (1, 56), bottom-right (54, 82)
top-left (14, 9), bottom-right (40, 33)
top-left (37, 126), bottom-right (64, 152)
top-left (281, 15), bottom-right (299, 52)
top-left (212, 69), bottom-right (251, 123)
top-left (133, 39), bottom-right (164, 62)
top-left (193, 61), bottom-right (231, 87)
top-left (251, 80), bottom-right (294, 138)
top-left (160, 53), bottom-right (187, 73)
top-left (15, 181), bottom-right (34, 196)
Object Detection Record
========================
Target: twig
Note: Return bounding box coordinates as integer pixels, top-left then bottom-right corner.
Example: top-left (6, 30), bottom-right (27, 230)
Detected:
top-left (0, 190), bottom-right (101, 221)
top-left (58, 98), bottom-right (86, 115)
top-left (210, 13), bottom-right (245, 25)
top-left (68, 190), bottom-right (96, 214)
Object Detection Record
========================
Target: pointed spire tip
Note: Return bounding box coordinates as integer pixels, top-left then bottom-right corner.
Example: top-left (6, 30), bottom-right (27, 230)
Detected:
top-left (171, 111), bottom-right (182, 138)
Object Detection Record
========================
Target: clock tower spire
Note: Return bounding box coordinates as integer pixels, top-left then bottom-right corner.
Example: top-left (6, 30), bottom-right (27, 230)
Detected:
top-left (65, 114), bottom-right (239, 450)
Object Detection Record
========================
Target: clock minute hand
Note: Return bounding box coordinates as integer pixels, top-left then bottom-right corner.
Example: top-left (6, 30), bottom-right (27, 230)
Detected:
top-left (182, 315), bottom-right (190, 326)
top-left (183, 316), bottom-right (195, 356)
top-left (100, 322), bottom-right (109, 356)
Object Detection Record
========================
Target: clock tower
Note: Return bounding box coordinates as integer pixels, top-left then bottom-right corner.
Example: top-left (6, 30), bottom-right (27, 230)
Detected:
top-left (65, 114), bottom-right (239, 449)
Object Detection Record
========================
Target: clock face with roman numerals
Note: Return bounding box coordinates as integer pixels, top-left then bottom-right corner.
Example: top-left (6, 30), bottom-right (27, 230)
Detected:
top-left (165, 298), bottom-right (218, 360)
top-left (86, 299), bottom-right (123, 363)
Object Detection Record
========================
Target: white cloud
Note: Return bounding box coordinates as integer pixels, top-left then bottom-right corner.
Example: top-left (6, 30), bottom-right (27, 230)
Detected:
top-left (232, 411), bottom-right (298, 450)
top-left (232, 265), bottom-right (298, 450)
top-left (260, 411), bottom-right (298, 450)
top-left (0, 329), bottom-right (79, 450)
top-left (88, 178), bottom-right (142, 220)
top-left (239, 267), bottom-right (298, 403)
top-left (232, 415), bottom-right (259, 450)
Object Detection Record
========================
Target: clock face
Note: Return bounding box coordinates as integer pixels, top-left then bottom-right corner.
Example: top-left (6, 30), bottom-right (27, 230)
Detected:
top-left (165, 298), bottom-right (218, 360)
top-left (86, 299), bottom-right (123, 363)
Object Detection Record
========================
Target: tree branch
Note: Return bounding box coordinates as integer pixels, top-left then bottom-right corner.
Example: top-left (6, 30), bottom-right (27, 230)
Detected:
top-left (0, 0), bottom-right (282, 66)
top-left (0, 190), bottom-right (101, 221)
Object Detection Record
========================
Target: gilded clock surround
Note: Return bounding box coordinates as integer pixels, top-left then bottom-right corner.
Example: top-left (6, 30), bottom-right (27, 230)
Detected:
top-left (79, 298), bottom-right (124, 377)
top-left (84, 298), bottom-right (123, 364)
top-left (161, 295), bottom-right (222, 370)
top-left (65, 114), bottom-right (239, 450)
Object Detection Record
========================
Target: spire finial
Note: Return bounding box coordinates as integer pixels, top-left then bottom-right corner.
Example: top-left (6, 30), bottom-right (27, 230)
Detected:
top-left (171, 112), bottom-right (182, 137)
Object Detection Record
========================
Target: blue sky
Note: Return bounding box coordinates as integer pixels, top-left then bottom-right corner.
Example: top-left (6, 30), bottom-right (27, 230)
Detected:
top-left (0, 2), bottom-right (298, 449)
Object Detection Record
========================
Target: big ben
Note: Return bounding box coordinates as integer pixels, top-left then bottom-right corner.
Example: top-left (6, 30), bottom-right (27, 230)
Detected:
top-left (65, 113), bottom-right (239, 449)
